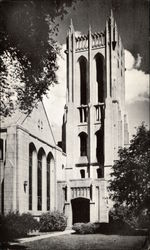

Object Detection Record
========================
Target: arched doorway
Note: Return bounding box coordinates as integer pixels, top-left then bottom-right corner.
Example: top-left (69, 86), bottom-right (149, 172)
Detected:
top-left (71, 197), bottom-right (90, 224)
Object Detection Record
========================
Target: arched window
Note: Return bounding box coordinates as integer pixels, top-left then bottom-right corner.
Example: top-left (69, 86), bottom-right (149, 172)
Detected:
top-left (47, 153), bottom-right (52, 211)
top-left (37, 148), bottom-right (45, 211)
top-left (95, 129), bottom-right (104, 164)
top-left (97, 168), bottom-right (103, 178)
top-left (80, 169), bottom-right (85, 178)
top-left (47, 152), bottom-right (55, 211)
top-left (79, 132), bottom-right (88, 156)
top-left (29, 143), bottom-right (36, 210)
top-left (79, 56), bottom-right (87, 105)
top-left (95, 53), bottom-right (104, 103)
top-left (0, 139), bottom-right (3, 160)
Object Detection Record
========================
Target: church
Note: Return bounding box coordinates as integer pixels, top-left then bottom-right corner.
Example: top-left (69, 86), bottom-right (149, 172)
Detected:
top-left (0, 12), bottom-right (129, 226)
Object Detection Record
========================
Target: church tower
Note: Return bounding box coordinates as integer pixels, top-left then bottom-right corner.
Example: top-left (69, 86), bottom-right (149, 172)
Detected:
top-left (59, 12), bottom-right (129, 226)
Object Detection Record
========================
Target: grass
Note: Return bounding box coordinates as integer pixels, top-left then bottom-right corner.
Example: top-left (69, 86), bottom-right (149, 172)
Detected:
top-left (21, 234), bottom-right (146, 250)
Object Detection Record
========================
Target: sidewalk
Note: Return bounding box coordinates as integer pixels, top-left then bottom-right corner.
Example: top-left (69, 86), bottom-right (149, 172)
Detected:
top-left (14, 229), bottom-right (74, 244)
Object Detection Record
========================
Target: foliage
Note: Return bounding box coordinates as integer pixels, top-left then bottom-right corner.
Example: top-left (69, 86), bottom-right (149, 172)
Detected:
top-left (72, 222), bottom-right (96, 234)
top-left (0, 0), bottom-right (77, 117)
top-left (39, 211), bottom-right (67, 232)
top-left (109, 207), bottom-right (149, 236)
top-left (109, 124), bottom-right (150, 216)
top-left (0, 211), bottom-right (39, 242)
top-left (109, 206), bottom-right (138, 229)
top-left (137, 210), bottom-right (150, 229)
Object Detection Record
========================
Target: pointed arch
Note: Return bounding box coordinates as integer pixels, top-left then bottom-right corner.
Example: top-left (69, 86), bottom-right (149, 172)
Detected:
top-left (97, 168), bottom-right (103, 178)
top-left (78, 56), bottom-right (88, 105)
top-left (79, 132), bottom-right (88, 156)
top-left (95, 128), bottom-right (104, 164)
top-left (46, 152), bottom-right (55, 210)
top-left (37, 147), bottom-right (45, 210)
top-left (29, 143), bottom-right (36, 210)
top-left (0, 138), bottom-right (3, 160)
top-left (94, 53), bottom-right (104, 103)
top-left (80, 169), bottom-right (85, 178)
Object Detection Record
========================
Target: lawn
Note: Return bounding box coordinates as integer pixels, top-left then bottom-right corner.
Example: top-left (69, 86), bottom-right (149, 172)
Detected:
top-left (22, 234), bottom-right (146, 250)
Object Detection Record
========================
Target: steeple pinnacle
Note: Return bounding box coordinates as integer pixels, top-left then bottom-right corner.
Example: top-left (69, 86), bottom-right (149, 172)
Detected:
top-left (111, 9), bottom-right (114, 19)
top-left (69, 19), bottom-right (74, 33)
top-left (88, 24), bottom-right (91, 33)
top-left (110, 9), bottom-right (115, 26)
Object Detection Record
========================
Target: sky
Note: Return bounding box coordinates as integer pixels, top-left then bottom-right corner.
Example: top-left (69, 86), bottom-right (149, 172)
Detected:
top-left (43, 0), bottom-right (149, 141)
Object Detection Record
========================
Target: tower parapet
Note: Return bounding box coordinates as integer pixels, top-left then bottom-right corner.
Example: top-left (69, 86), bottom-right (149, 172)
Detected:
top-left (75, 32), bottom-right (105, 51)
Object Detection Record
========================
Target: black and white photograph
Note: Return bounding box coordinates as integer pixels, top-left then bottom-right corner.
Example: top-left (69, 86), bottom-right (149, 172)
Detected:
top-left (0, 0), bottom-right (149, 249)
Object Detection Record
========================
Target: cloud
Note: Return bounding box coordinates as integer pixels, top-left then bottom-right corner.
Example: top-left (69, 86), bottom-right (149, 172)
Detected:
top-left (125, 50), bottom-right (135, 70)
top-left (125, 50), bottom-right (142, 70)
top-left (134, 53), bottom-right (142, 69)
top-left (125, 50), bottom-right (149, 103)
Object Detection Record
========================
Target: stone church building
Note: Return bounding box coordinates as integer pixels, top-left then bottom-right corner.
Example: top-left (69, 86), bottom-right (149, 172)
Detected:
top-left (0, 102), bottom-right (66, 216)
top-left (0, 12), bottom-right (129, 226)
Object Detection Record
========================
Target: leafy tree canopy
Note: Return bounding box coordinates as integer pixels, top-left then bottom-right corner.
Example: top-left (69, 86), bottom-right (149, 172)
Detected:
top-left (109, 123), bottom-right (150, 215)
top-left (0, 0), bottom-right (77, 117)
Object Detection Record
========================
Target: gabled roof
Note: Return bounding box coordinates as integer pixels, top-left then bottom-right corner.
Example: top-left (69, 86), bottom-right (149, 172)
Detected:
top-left (0, 101), bottom-right (56, 146)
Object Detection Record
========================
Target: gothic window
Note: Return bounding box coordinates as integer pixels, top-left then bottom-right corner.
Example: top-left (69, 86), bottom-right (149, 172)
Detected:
top-left (46, 152), bottom-right (54, 211)
top-left (0, 139), bottom-right (3, 160)
top-left (38, 119), bottom-right (43, 131)
top-left (117, 59), bottom-right (119, 68)
top-left (79, 106), bottom-right (88, 123)
top-left (79, 56), bottom-right (87, 105)
top-left (63, 186), bottom-right (67, 202)
top-left (37, 148), bottom-right (45, 211)
top-left (47, 154), bottom-right (51, 211)
top-left (97, 168), bottom-right (103, 178)
top-left (79, 132), bottom-right (87, 156)
top-left (95, 129), bottom-right (104, 164)
top-left (29, 143), bottom-right (36, 210)
top-left (80, 169), bottom-right (85, 178)
top-left (29, 150), bottom-right (32, 210)
top-left (95, 53), bottom-right (104, 103)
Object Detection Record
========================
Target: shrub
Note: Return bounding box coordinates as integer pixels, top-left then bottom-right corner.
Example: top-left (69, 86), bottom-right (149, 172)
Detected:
top-left (72, 223), bottom-right (96, 234)
top-left (0, 212), bottom-right (39, 243)
top-left (94, 222), bottom-right (110, 234)
top-left (137, 210), bottom-right (150, 229)
top-left (20, 213), bottom-right (39, 232)
top-left (109, 206), bottom-right (138, 228)
top-left (109, 206), bottom-right (150, 232)
top-left (108, 207), bottom-right (144, 235)
top-left (39, 211), bottom-right (67, 232)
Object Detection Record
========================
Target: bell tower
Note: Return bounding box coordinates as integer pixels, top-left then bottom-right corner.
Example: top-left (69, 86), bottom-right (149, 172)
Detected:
top-left (60, 11), bottom-right (129, 226)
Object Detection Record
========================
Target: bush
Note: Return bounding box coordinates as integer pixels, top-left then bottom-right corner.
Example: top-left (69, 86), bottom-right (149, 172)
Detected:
top-left (39, 211), bottom-right (67, 232)
top-left (20, 213), bottom-right (39, 232)
top-left (109, 206), bottom-right (138, 228)
top-left (72, 223), bottom-right (96, 234)
top-left (137, 210), bottom-right (150, 229)
top-left (108, 207), bottom-right (149, 235)
top-left (109, 206), bottom-right (150, 232)
top-left (94, 222), bottom-right (110, 234)
top-left (0, 212), bottom-right (39, 242)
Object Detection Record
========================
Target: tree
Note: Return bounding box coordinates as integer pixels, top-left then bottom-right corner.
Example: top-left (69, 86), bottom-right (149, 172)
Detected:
top-left (109, 123), bottom-right (150, 216)
top-left (0, 0), bottom-right (77, 117)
